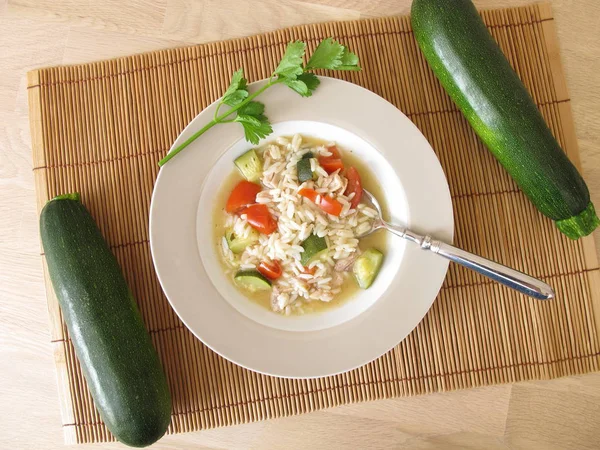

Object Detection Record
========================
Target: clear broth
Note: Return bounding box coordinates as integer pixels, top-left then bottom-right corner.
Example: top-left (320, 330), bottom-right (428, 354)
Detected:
top-left (213, 136), bottom-right (388, 314)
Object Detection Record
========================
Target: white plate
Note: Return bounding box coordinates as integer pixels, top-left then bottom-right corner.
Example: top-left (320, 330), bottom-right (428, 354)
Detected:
top-left (150, 77), bottom-right (453, 378)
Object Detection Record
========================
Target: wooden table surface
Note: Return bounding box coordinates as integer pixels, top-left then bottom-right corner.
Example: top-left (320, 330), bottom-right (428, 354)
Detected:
top-left (2, 0), bottom-right (600, 448)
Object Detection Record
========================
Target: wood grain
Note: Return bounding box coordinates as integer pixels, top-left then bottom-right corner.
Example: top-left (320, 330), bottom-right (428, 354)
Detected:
top-left (2, 0), bottom-right (600, 449)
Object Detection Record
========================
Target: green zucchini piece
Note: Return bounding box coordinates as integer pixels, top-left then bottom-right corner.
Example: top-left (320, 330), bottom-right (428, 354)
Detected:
top-left (234, 270), bottom-right (272, 291)
top-left (300, 234), bottom-right (328, 266)
top-left (297, 158), bottom-right (314, 183)
top-left (225, 229), bottom-right (259, 254)
top-left (302, 151), bottom-right (314, 159)
top-left (234, 149), bottom-right (262, 182)
top-left (353, 248), bottom-right (384, 289)
top-left (40, 194), bottom-right (172, 447)
top-left (411, 0), bottom-right (599, 239)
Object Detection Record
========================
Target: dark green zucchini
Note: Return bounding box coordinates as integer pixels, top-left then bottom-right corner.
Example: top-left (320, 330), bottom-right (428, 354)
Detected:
top-left (40, 193), bottom-right (171, 447)
top-left (411, 0), bottom-right (599, 239)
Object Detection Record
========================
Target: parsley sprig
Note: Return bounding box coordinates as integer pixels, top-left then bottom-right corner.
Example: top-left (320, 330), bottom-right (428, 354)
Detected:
top-left (158, 38), bottom-right (360, 166)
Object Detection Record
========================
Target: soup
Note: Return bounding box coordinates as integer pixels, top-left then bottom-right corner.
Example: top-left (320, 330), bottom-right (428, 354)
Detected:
top-left (213, 134), bottom-right (388, 315)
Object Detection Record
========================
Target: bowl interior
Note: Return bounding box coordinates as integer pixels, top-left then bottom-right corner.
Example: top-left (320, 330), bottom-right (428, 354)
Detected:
top-left (196, 120), bottom-right (409, 332)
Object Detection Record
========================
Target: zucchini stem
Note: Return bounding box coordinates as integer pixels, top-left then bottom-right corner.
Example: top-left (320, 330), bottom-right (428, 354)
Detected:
top-left (555, 202), bottom-right (600, 239)
top-left (52, 193), bottom-right (81, 202)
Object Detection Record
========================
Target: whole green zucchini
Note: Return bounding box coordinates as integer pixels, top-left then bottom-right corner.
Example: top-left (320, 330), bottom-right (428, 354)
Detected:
top-left (40, 193), bottom-right (171, 447)
top-left (411, 0), bottom-right (599, 239)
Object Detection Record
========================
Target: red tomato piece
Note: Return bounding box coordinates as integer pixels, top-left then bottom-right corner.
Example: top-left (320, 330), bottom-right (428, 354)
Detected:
top-left (226, 181), bottom-right (262, 214)
top-left (326, 145), bottom-right (341, 159)
top-left (302, 266), bottom-right (317, 275)
top-left (298, 188), bottom-right (343, 217)
top-left (258, 260), bottom-right (283, 280)
top-left (298, 188), bottom-right (318, 203)
top-left (317, 145), bottom-right (344, 174)
top-left (318, 157), bottom-right (344, 174)
top-left (344, 166), bottom-right (363, 209)
top-left (242, 204), bottom-right (277, 234)
top-left (318, 195), bottom-right (343, 216)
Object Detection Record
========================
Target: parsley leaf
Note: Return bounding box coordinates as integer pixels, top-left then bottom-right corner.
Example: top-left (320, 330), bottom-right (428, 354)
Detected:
top-left (338, 47), bottom-right (361, 71)
top-left (297, 73), bottom-right (320, 93)
top-left (235, 114), bottom-right (273, 144)
top-left (280, 73), bottom-right (321, 97)
top-left (280, 78), bottom-right (308, 96)
top-left (305, 38), bottom-right (344, 70)
top-left (222, 68), bottom-right (249, 106)
top-left (238, 101), bottom-right (265, 117)
top-left (223, 68), bottom-right (244, 98)
top-left (274, 41), bottom-right (306, 79)
top-left (305, 38), bottom-right (360, 71)
top-left (222, 89), bottom-right (248, 107)
top-left (235, 101), bottom-right (271, 144)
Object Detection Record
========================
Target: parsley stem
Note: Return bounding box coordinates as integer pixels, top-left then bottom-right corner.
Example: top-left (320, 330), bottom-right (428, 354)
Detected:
top-left (158, 119), bottom-right (218, 166)
top-left (214, 102), bottom-right (223, 120)
top-left (158, 79), bottom-right (275, 167)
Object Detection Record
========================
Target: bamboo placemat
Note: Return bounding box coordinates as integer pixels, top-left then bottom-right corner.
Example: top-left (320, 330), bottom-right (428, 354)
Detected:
top-left (27, 2), bottom-right (600, 444)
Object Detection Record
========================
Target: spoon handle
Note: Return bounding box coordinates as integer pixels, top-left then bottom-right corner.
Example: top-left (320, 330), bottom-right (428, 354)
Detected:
top-left (385, 225), bottom-right (555, 300)
top-left (430, 240), bottom-right (554, 300)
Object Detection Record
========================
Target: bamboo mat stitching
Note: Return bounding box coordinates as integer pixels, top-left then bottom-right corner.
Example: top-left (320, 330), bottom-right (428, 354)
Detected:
top-left (30, 97), bottom-right (571, 172)
top-left (58, 350), bottom-right (600, 429)
top-left (48, 265), bottom-right (600, 344)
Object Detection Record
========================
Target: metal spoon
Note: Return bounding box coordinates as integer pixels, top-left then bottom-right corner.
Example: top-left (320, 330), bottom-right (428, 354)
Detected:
top-left (358, 189), bottom-right (555, 300)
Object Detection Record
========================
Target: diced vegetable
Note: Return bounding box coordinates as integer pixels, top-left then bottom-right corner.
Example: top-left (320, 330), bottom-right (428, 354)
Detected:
top-left (317, 196), bottom-right (342, 216)
top-left (353, 248), bottom-right (384, 289)
top-left (302, 266), bottom-right (317, 275)
top-left (299, 188), bottom-right (343, 216)
top-left (318, 145), bottom-right (344, 174)
top-left (258, 260), bottom-right (283, 280)
top-left (318, 157), bottom-right (344, 174)
top-left (243, 204), bottom-right (278, 234)
top-left (345, 166), bottom-right (363, 209)
top-left (298, 188), bottom-right (318, 202)
top-left (297, 158), bottom-right (314, 183)
top-left (302, 151), bottom-right (314, 159)
top-left (326, 145), bottom-right (341, 159)
top-left (300, 234), bottom-right (328, 266)
top-left (234, 270), bottom-right (272, 291)
top-left (226, 180), bottom-right (262, 213)
top-left (225, 228), bottom-right (259, 254)
top-left (234, 149), bottom-right (263, 182)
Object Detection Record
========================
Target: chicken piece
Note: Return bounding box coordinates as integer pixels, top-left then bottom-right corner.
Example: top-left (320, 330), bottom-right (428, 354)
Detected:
top-left (270, 286), bottom-right (281, 312)
top-left (334, 250), bottom-right (361, 272)
top-left (262, 170), bottom-right (279, 189)
top-left (270, 286), bottom-right (290, 313)
top-left (332, 271), bottom-right (344, 287)
top-left (320, 291), bottom-right (334, 303)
